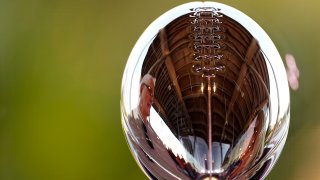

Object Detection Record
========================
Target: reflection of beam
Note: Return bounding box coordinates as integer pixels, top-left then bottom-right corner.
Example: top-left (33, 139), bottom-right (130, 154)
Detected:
top-left (243, 98), bottom-right (268, 131)
top-left (160, 29), bottom-right (183, 99)
top-left (159, 28), bottom-right (193, 134)
top-left (226, 39), bottom-right (258, 124)
top-left (220, 38), bottom-right (258, 145)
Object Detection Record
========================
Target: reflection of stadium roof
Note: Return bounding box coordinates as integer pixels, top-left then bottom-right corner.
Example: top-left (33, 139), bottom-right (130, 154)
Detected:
top-left (141, 11), bottom-right (269, 145)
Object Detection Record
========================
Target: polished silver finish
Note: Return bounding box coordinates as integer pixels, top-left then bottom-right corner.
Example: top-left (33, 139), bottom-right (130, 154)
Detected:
top-left (121, 2), bottom-right (290, 179)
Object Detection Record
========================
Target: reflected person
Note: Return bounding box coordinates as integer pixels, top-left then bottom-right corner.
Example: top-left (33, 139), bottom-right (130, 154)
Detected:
top-left (126, 74), bottom-right (192, 179)
top-left (131, 74), bottom-right (156, 149)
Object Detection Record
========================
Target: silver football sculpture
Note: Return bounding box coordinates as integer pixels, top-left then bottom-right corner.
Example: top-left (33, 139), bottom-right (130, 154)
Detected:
top-left (121, 2), bottom-right (290, 179)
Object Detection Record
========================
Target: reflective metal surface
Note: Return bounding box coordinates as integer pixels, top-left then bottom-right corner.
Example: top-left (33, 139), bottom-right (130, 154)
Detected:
top-left (121, 2), bottom-right (290, 179)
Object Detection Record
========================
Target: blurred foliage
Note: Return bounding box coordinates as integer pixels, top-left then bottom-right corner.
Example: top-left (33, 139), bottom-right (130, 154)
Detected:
top-left (0, 0), bottom-right (319, 179)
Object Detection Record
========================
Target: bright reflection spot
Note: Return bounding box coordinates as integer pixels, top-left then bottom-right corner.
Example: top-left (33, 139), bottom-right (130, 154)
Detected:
top-left (201, 82), bottom-right (204, 93)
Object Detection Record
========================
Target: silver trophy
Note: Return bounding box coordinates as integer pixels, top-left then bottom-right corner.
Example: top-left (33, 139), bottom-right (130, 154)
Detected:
top-left (121, 2), bottom-right (290, 179)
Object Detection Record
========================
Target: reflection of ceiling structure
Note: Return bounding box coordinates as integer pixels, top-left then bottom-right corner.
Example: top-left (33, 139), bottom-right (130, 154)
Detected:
top-left (141, 10), bottom-right (269, 146)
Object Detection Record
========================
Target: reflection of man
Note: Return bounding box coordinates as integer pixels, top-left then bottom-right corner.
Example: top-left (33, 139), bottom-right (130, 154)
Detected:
top-left (132, 74), bottom-right (156, 149)
top-left (138, 74), bottom-right (155, 124)
top-left (126, 73), bottom-right (157, 152)
top-left (125, 74), bottom-right (191, 179)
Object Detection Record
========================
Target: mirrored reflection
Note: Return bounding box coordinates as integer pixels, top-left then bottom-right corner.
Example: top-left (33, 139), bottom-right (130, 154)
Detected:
top-left (122, 2), bottom-right (290, 179)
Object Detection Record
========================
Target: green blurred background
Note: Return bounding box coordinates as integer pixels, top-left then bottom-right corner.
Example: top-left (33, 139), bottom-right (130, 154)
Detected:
top-left (0, 0), bottom-right (319, 179)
